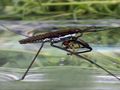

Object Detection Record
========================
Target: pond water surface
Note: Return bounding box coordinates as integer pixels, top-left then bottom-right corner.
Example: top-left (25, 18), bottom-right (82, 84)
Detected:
top-left (0, 67), bottom-right (120, 90)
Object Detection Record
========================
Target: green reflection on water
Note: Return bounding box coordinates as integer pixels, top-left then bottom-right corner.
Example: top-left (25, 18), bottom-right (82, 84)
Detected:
top-left (0, 66), bottom-right (120, 90)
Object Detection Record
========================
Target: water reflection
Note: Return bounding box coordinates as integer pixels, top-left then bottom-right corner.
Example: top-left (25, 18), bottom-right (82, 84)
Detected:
top-left (95, 75), bottom-right (120, 83)
top-left (0, 68), bottom-right (120, 90)
top-left (0, 73), bottom-right (18, 81)
top-left (22, 74), bottom-right (50, 82)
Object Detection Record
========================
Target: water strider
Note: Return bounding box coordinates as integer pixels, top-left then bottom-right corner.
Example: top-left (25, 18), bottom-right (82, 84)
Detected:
top-left (1, 23), bottom-right (120, 81)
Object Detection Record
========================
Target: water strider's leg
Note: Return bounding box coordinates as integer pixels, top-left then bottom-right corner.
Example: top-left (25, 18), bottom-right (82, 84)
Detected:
top-left (50, 41), bottom-right (120, 81)
top-left (75, 39), bottom-right (92, 54)
top-left (63, 38), bottom-right (92, 55)
top-left (20, 42), bottom-right (44, 80)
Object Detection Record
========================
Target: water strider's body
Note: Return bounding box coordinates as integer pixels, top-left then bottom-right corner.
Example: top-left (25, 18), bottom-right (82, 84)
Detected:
top-left (19, 28), bottom-right (97, 44)
top-left (19, 29), bottom-right (81, 44)
top-left (19, 28), bottom-right (93, 54)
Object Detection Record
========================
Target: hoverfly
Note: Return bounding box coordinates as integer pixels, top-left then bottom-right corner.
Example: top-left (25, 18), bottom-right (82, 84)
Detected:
top-left (1, 23), bottom-right (120, 81)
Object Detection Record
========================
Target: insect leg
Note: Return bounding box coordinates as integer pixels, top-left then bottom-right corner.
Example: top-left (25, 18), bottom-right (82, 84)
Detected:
top-left (51, 42), bottom-right (120, 81)
top-left (20, 42), bottom-right (44, 80)
top-left (75, 39), bottom-right (92, 54)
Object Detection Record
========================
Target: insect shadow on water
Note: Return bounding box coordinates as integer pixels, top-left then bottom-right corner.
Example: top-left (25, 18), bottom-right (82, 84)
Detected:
top-left (1, 24), bottom-right (120, 81)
